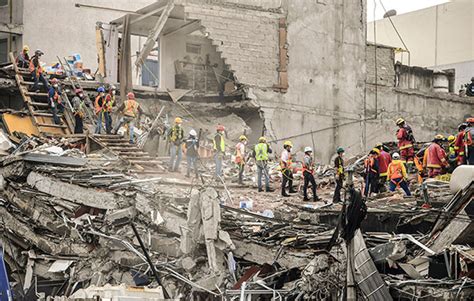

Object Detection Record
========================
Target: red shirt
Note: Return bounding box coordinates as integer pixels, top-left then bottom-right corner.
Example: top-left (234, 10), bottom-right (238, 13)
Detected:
top-left (378, 150), bottom-right (392, 176)
top-left (426, 143), bottom-right (447, 169)
top-left (397, 127), bottom-right (413, 149)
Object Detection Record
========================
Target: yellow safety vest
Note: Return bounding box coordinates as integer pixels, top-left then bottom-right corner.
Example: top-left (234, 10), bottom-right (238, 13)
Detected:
top-left (213, 133), bottom-right (225, 152)
top-left (254, 143), bottom-right (269, 161)
top-left (123, 99), bottom-right (139, 117)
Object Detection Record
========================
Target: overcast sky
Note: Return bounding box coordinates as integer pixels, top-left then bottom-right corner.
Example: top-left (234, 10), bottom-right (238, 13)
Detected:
top-left (367, 0), bottom-right (450, 21)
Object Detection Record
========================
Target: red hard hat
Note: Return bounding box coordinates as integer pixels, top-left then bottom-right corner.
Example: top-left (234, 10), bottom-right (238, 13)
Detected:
top-left (217, 125), bottom-right (225, 131)
top-left (127, 92), bottom-right (135, 99)
top-left (467, 117), bottom-right (474, 123)
top-left (50, 78), bottom-right (59, 84)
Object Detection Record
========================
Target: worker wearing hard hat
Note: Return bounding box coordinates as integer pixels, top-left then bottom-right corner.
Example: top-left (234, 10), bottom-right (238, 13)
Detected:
top-left (447, 135), bottom-right (457, 173)
top-left (425, 134), bottom-right (449, 178)
top-left (254, 136), bottom-right (274, 192)
top-left (333, 147), bottom-right (345, 203)
top-left (112, 92), bottom-right (144, 144)
top-left (363, 148), bottom-right (380, 197)
top-left (16, 45), bottom-right (30, 69)
top-left (234, 135), bottom-right (248, 185)
top-left (280, 140), bottom-right (297, 197)
top-left (302, 146), bottom-right (320, 202)
top-left (387, 152), bottom-right (411, 196)
top-left (29, 49), bottom-right (49, 93)
top-left (213, 124), bottom-right (226, 178)
top-left (185, 129), bottom-right (199, 178)
top-left (168, 117), bottom-right (185, 172)
top-left (464, 117), bottom-right (474, 165)
top-left (455, 123), bottom-right (468, 165)
top-left (395, 118), bottom-right (416, 171)
top-left (375, 142), bottom-right (391, 192)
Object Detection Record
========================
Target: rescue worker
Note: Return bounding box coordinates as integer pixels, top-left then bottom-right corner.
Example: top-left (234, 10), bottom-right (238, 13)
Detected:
top-left (333, 147), bottom-right (345, 203)
top-left (396, 118), bottom-right (415, 171)
top-left (454, 123), bottom-right (468, 165)
top-left (464, 117), bottom-right (474, 165)
top-left (71, 88), bottom-right (86, 134)
top-left (168, 117), bottom-right (184, 172)
top-left (281, 140), bottom-right (296, 197)
top-left (363, 148), bottom-right (380, 197)
top-left (112, 92), bottom-right (144, 143)
top-left (16, 45), bottom-right (30, 69)
top-left (466, 77), bottom-right (474, 97)
top-left (185, 129), bottom-right (199, 178)
top-left (213, 125), bottom-right (226, 178)
top-left (104, 85), bottom-right (116, 134)
top-left (375, 142), bottom-right (391, 192)
top-left (94, 87), bottom-right (106, 134)
top-left (414, 144), bottom-right (429, 184)
top-left (387, 152), bottom-right (411, 196)
top-left (447, 135), bottom-right (457, 173)
top-left (29, 49), bottom-right (49, 92)
top-left (235, 135), bottom-right (248, 185)
top-left (254, 136), bottom-right (274, 192)
top-left (302, 147), bottom-right (319, 202)
top-left (48, 78), bottom-right (63, 125)
top-left (425, 134), bottom-right (449, 178)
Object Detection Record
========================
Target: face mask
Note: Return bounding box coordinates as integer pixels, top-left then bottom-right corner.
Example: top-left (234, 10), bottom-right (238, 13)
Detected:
top-left (79, 93), bottom-right (84, 98)
top-left (53, 84), bottom-right (58, 88)
top-left (100, 93), bottom-right (104, 96)
top-left (112, 91), bottom-right (116, 95)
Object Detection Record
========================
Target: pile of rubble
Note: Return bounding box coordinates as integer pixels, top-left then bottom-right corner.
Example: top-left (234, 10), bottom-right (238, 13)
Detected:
top-left (0, 134), bottom-right (472, 300)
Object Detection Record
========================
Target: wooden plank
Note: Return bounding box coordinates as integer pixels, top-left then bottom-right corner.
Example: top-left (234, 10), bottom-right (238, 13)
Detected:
top-left (37, 123), bottom-right (68, 129)
top-left (96, 25), bottom-right (106, 77)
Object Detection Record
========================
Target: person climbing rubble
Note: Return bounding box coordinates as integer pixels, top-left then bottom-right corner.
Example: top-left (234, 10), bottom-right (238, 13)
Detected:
top-left (425, 134), bottom-right (449, 178)
top-left (180, 187), bottom-right (235, 274)
top-left (48, 78), bottom-right (63, 125)
top-left (375, 142), bottom-right (391, 192)
top-left (16, 45), bottom-right (30, 69)
top-left (71, 88), bottom-right (86, 134)
top-left (464, 117), bottom-right (474, 165)
top-left (363, 148), bottom-right (380, 197)
top-left (185, 129), bottom-right (199, 178)
top-left (112, 92), bottom-right (144, 144)
top-left (234, 135), bottom-right (248, 185)
top-left (29, 49), bottom-right (49, 93)
top-left (302, 146), bottom-right (320, 202)
top-left (387, 152), bottom-right (411, 196)
top-left (213, 125), bottom-right (226, 179)
top-left (253, 136), bottom-right (274, 192)
top-left (333, 147), bottom-right (345, 203)
top-left (94, 87), bottom-right (107, 134)
top-left (104, 85), bottom-right (116, 134)
top-left (281, 140), bottom-right (296, 197)
top-left (168, 117), bottom-right (184, 172)
top-left (455, 123), bottom-right (468, 165)
top-left (395, 118), bottom-right (415, 171)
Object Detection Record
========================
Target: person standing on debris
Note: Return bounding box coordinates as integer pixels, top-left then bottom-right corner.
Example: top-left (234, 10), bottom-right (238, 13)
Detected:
top-left (281, 140), bottom-right (296, 197)
top-left (363, 148), bottom-right (380, 197)
top-left (16, 45), bottom-right (30, 69)
top-left (213, 125), bottom-right (226, 178)
top-left (425, 134), bottom-right (449, 178)
top-left (112, 92), bottom-right (144, 144)
top-left (29, 49), bottom-right (49, 93)
top-left (104, 85), bottom-right (116, 134)
top-left (71, 88), bottom-right (86, 134)
top-left (185, 129), bottom-right (200, 178)
top-left (254, 136), bottom-right (274, 192)
top-left (414, 144), bottom-right (429, 184)
top-left (447, 135), bottom-right (457, 173)
top-left (94, 87), bottom-right (107, 134)
top-left (387, 152), bottom-right (411, 196)
top-left (168, 117), bottom-right (185, 172)
top-left (235, 135), bottom-right (248, 185)
top-left (396, 118), bottom-right (415, 171)
top-left (302, 147), bottom-right (320, 202)
top-left (464, 117), bottom-right (474, 165)
top-left (375, 142), bottom-right (391, 192)
top-left (48, 78), bottom-right (63, 125)
top-left (333, 147), bottom-right (345, 203)
top-left (455, 123), bottom-right (468, 165)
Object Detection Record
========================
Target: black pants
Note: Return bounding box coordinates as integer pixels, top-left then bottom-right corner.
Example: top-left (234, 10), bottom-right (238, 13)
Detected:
top-left (74, 115), bottom-right (83, 134)
top-left (237, 163), bottom-right (244, 184)
top-left (52, 103), bottom-right (64, 125)
top-left (468, 146), bottom-right (474, 165)
top-left (334, 177), bottom-right (343, 202)
top-left (303, 171), bottom-right (317, 199)
top-left (281, 169), bottom-right (293, 195)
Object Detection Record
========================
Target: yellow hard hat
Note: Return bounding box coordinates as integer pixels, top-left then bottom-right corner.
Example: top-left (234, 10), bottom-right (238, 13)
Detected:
top-left (239, 135), bottom-right (247, 141)
top-left (259, 136), bottom-right (266, 143)
top-left (174, 117), bottom-right (182, 124)
top-left (371, 148), bottom-right (380, 155)
top-left (283, 140), bottom-right (293, 148)
top-left (448, 135), bottom-right (455, 142)
top-left (23, 45), bottom-right (29, 52)
top-left (434, 134), bottom-right (444, 140)
top-left (396, 118), bottom-right (405, 125)
top-left (375, 142), bottom-right (383, 148)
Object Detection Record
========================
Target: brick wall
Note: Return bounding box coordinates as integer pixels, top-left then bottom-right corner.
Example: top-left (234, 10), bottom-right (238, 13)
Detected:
top-left (184, 3), bottom-right (280, 88)
top-left (366, 44), bottom-right (396, 87)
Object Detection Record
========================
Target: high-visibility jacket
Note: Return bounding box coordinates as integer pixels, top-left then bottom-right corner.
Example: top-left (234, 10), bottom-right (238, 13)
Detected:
top-left (426, 142), bottom-right (447, 169)
top-left (387, 160), bottom-right (407, 181)
top-left (28, 56), bottom-right (41, 74)
top-left (302, 154), bottom-right (314, 174)
top-left (464, 127), bottom-right (474, 147)
top-left (378, 150), bottom-right (392, 177)
top-left (105, 94), bottom-right (115, 112)
top-left (334, 156), bottom-right (344, 177)
top-left (94, 95), bottom-right (105, 114)
top-left (168, 125), bottom-right (184, 143)
top-left (48, 87), bottom-right (61, 104)
top-left (235, 142), bottom-right (245, 164)
top-left (254, 143), bottom-right (269, 161)
top-left (364, 156), bottom-right (379, 174)
top-left (454, 131), bottom-right (466, 158)
top-left (397, 127), bottom-right (413, 150)
top-left (123, 99), bottom-right (139, 117)
top-left (213, 133), bottom-right (225, 153)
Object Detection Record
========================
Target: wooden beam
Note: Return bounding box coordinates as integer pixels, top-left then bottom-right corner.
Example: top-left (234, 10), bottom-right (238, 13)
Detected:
top-left (118, 6), bottom-right (167, 30)
top-left (135, 0), bottom-right (174, 69)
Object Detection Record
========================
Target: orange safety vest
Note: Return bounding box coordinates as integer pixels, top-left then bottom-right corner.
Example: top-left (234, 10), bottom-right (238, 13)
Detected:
top-left (52, 90), bottom-right (61, 104)
top-left (123, 99), bottom-right (139, 117)
top-left (94, 95), bottom-right (105, 114)
top-left (29, 57), bottom-right (41, 74)
top-left (280, 151), bottom-right (292, 169)
top-left (388, 161), bottom-right (404, 180)
top-left (364, 157), bottom-right (377, 174)
top-left (302, 155), bottom-right (314, 174)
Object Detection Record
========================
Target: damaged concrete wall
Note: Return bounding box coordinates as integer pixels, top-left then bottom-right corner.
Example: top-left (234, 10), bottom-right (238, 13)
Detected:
top-left (252, 0), bottom-right (367, 163)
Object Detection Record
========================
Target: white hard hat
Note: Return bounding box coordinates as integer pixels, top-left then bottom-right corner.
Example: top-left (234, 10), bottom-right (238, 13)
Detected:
top-left (304, 146), bottom-right (313, 153)
top-left (392, 152), bottom-right (400, 159)
top-left (189, 129), bottom-right (197, 136)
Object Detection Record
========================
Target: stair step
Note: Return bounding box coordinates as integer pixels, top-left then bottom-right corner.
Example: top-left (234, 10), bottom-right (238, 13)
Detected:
top-left (30, 102), bottom-right (50, 107)
top-left (121, 156), bottom-right (154, 160)
top-left (117, 151), bottom-right (149, 155)
top-left (37, 123), bottom-right (67, 128)
top-left (33, 112), bottom-right (63, 118)
top-left (26, 92), bottom-right (48, 97)
top-left (103, 142), bottom-right (135, 146)
top-left (109, 146), bottom-right (141, 151)
top-left (20, 81), bottom-right (46, 86)
top-left (128, 160), bottom-right (161, 164)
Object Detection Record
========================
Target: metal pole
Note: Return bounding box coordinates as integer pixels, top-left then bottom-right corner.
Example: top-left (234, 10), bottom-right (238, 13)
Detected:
top-left (130, 222), bottom-right (170, 299)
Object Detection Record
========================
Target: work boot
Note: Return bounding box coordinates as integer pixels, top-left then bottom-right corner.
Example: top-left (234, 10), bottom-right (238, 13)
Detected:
top-left (289, 188), bottom-right (298, 194)
top-left (303, 197), bottom-right (310, 202)
top-left (265, 187), bottom-right (275, 192)
top-left (313, 196), bottom-right (321, 202)
top-left (282, 192), bottom-right (290, 197)
top-left (258, 188), bottom-right (263, 192)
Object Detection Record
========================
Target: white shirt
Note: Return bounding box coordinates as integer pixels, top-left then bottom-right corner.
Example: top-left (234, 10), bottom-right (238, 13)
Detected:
top-left (281, 149), bottom-right (290, 163)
